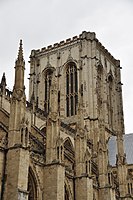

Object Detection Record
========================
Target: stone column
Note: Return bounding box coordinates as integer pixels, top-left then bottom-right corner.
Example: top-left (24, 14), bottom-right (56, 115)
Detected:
top-left (44, 164), bottom-right (65, 200)
top-left (4, 40), bottom-right (30, 200)
top-left (43, 74), bottom-right (65, 200)
top-left (74, 129), bottom-right (93, 200)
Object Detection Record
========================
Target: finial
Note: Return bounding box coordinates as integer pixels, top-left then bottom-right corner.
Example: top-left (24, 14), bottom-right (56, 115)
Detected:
top-left (1, 72), bottom-right (6, 86)
top-left (17, 39), bottom-right (24, 61)
top-left (0, 72), bottom-right (7, 94)
top-left (13, 40), bottom-right (25, 99)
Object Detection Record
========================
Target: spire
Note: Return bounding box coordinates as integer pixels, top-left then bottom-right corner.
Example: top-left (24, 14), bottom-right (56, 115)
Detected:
top-left (15, 39), bottom-right (25, 69)
top-left (1, 72), bottom-right (6, 86)
top-left (17, 39), bottom-right (24, 63)
top-left (13, 40), bottom-right (25, 99)
top-left (0, 72), bottom-right (7, 94)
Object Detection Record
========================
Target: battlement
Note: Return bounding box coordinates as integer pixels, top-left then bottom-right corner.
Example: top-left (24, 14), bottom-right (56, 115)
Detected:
top-left (31, 31), bottom-right (118, 64)
top-left (31, 31), bottom-right (95, 55)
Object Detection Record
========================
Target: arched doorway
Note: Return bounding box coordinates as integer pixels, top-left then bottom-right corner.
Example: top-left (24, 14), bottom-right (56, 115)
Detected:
top-left (28, 168), bottom-right (37, 200)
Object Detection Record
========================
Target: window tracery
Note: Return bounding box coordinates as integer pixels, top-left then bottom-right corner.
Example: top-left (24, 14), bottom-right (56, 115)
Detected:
top-left (66, 62), bottom-right (78, 117)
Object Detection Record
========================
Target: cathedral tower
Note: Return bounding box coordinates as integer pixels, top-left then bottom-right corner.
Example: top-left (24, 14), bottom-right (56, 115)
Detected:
top-left (28, 31), bottom-right (127, 199)
top-left (0, 31), bottom-right (130, 200)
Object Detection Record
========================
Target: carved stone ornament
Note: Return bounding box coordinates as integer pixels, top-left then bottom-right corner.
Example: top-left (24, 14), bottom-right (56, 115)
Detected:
top-left (116, 153), bottom-right (126, 166)
top-left (98, 140), bottom-right (106, 153)
top-left (96, 59), bottom-right (103, 69)
top-left (12, 88), bottom-right (25, 101)
top-left (49, 111), bottom-right (58, 122)
top-left (21, 117), bottom-right (29, 128)
top-left (31, 152), bottom-right (44, 165)
top-left (76, 127), bottom-right (86, 139)
top-left (0, 135), bottom-right (7, 147)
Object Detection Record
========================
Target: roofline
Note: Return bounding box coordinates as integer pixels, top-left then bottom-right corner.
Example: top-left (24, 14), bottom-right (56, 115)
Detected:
top-left (30, 31), bottom-right (120, 66)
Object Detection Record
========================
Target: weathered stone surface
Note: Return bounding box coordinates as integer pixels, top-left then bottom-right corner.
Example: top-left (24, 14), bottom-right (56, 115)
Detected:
top-left (0, 31), bottom-right (131, 200)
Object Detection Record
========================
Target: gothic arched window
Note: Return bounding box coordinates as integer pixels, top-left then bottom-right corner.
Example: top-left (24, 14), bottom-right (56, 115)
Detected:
top-left (66, 62), bottom-right (78, 117)
top-left (108, 75), bottom-right (113, 127)
top-left (97, 65), bottom-right (103, 111)
top-left (44, 70), bottom-right (53, 113)
top-left (28, 168), bottom-right (37, 200)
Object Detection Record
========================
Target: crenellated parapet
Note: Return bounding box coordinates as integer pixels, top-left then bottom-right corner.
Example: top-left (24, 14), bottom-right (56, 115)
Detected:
top-left (30, 31), bottom-right (118, 65)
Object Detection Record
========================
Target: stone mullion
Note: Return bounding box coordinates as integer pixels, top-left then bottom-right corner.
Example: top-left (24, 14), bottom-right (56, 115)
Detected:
top-left (66, 68), bottom-right (69, 117)
top-left (108, 81), bottom-right (112, 126)
top-left (70, 68), bottom-right (73, 116)
top-left (47, 76), bottom-right (50, 113)
top-left (73, 66), bottom-right (76, 115)
top-left (46, 77), bottom-right (48, 112)
top-left (69, 67), bottom-right (71, 117)
top-left (44, 77), bottom-right (46, 111)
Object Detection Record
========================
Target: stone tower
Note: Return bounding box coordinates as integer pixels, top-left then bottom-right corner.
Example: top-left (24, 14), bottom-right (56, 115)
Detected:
top-left (0, 31), bottom-right (132, 200)
top-left (28, 31), bottom-right (128, 199)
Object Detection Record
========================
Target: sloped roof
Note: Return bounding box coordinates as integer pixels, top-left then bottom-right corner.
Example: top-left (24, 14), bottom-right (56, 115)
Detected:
top-left (108, 133), bottom-right (133, 166)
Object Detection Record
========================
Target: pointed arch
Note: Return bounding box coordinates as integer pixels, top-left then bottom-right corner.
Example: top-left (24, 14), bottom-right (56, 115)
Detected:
top-left (64, 137), bottom-right (74, 152)
top-left (28, 167), bottom-right (37, 200)
top-left (42, 66), bottom-right (55, 114)
top-left (107, 72), bottom-right (114, 127)
top-left (64, 59), bottom-right (78, 70)
top-left (65, 62), bottom-right (78, 117)
top-left (84, 148), bottom-right (92, 175)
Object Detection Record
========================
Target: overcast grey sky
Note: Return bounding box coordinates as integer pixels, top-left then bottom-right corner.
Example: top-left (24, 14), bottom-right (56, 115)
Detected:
top-left (0, 0), bottom-right (133, 133)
